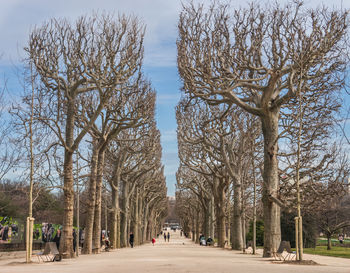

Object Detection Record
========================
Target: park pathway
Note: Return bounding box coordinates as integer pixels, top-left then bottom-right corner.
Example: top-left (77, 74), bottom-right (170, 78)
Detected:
top-left (1, 229), bottom-right (350, 273)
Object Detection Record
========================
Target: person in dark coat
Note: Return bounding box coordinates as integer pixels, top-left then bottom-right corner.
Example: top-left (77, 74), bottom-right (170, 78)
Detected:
top-left (73, 229), bottom-right (77, 253)
top-left (53, 229), bottom-right (61, 249)
top-left (2, 226), bottom-right (9, 241)
top-left (129, 232), bottom-right (134, 248)
top-left (167, 232), bottom-right (170, 242)
top-left (163, 232), bottom-right (167, 242)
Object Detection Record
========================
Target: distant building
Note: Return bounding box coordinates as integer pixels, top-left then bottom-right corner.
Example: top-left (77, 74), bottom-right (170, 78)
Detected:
top-left (164, 196), bottom-right (179, 226)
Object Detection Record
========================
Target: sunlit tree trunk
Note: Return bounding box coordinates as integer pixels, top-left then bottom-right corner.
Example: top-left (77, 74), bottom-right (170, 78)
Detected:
top-left (261, 111), bottom-right (281, 257)
top-left (60, 100), bottom-right (76, 258)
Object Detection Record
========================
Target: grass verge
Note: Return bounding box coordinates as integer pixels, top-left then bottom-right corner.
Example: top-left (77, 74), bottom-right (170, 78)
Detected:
top-left (303, 246), bottom-right (350, 259)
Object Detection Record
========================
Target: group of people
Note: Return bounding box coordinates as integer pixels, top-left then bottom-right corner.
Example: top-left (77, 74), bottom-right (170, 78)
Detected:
top-left (128, 230), bottom-right (171, 248)
top-left (51, 228), bottom-right (80, 253)
top-left (199, 234), bottom-right (213, 246)
top-left (40, 223), bottom-right (56, 242)
top-left (0, 221), bottom-right (18, 243)
top-left (38, 223), bottom-right (84, 253)
top-left (163, 232), bottom-right (170, 242)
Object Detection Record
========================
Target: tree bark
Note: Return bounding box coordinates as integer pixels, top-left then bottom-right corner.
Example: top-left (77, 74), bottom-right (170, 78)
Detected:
top-left (60, 100), bottom-right (76, 258)
top-left (92, 149), bottom-right (105, 253)
top-left (215, 185), bottom-right (226, 248)
top-left (134, 191), bottom-right (139, 246)
top-left (261, 110), bottom-right (281, 257)
top-left (204, 207), bottom-right (210, 239)
top-left (142, 203), bottom-right (149, 243)
top-left (82, 142), bottom-right (99, 254)
top-left (327, 235), bottom-right (332, 250)
top-left (232, 181), bottom-right (243, 250)
top-left (192, 216), bottom-right (195, 241)
top-left (195, 211), bottom-right (200, 243)
top-left (138, 195), bottom-right (143, 244)
top-left (120, 182), bottom-right (129, 247)
top-left (110, 187), bottom-right (119, 249)
top-left (210, 196), bottom-right (215, 239)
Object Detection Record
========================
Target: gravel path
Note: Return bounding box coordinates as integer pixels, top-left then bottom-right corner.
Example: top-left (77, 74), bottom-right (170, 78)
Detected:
top-left (1, 230), bottom-right (349, 273)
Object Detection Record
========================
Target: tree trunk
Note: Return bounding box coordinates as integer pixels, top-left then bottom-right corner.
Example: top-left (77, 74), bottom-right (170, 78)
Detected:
top-left (242, 209), bottom-right (246, 251)
top-left (60, 100), bottom-right (76, 258)
top-left (215, 187), bottom-right (226, 248)
top-left (110, 187), bottom-right (119, 249)
top-left (147, 212), bottom-right (153, 241)
top-left (82, 143), bottom-right (99, 254)
top-left (134, 191), bottom-right (139, 246)
top-left (327, 235), bottom-right (332, 250)
top-left (120, 182), bottom-right (129, 247)
top-left (226, 205), bottom-right (231, 248)
top-left (261, 111), bottom-right (281, 257)
top-left (204, 207), bottom-right (210, 239)
top-left (232, 181), bottom-right (243, 250)
top-left (210, 196), bottom-right (215, 239)
top-left (92, 149), bottom-right (105, 253)
top-left (138, 196), bottom-right (143, 244)
top-left (142, 203), bottom-right (150, 243)
top-left (116, 211), bottom-right (121, 248)
top-left (192, 216), bottom-right (195, 241)
top-left (216, 210), bottom-right (226, 248)
top-left (195, 211), bottom-right (200, 243)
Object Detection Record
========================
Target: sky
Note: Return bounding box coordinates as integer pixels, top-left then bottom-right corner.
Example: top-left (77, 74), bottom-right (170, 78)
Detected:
top-left (0, 0), bottom-right (350, 196)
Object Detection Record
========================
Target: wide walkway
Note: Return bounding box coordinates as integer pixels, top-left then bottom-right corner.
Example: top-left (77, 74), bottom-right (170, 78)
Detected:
top-left (1, 230), bottom-right (350, 273)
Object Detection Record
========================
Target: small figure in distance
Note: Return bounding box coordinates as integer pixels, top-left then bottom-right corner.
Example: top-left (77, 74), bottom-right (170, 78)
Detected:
top-left (206, 237), bottom-right (213, 246)
top-left (104, 236), bottom-right (110, 251)
top-left (339, 234), bottom-right (344, 244)
top-left (129, 232), bottom-right (134, 248)
top-left (167, 232), bottom-right (170, 242)
top-left (152, 238), bottom-right (156, 246)
top-left (164, 232), bottom-right (167, 242)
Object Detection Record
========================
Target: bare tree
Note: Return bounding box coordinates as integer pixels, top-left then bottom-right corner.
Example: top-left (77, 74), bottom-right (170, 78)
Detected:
top-left (318, 195), bottom-right (350, 250)
top-left (177, 1), bottom-right (348, 256)
top-left (80, 74), bottom-right (155, 254)
top-left (26, 14), bottom-right (145, 258)
top-left (0, 82), bottom-right (20, 183)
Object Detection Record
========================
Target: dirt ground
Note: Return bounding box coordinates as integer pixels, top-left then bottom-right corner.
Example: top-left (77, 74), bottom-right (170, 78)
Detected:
top-left (1, 230), bottom-right (350, 273)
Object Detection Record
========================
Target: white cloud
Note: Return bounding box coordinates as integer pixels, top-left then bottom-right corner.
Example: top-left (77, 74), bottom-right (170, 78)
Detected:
top-left (0, 0), bottom-right (182, 66)
top-left (1, 0), bottom-right (349, 65)
top-left (160, 129), bottom-right (177, 144)
top-left (157, 94), bottom-right (181, 105)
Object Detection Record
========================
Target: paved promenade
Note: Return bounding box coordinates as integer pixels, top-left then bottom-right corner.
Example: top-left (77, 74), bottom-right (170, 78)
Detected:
top-left (1, 230), bottom-right (349, 273)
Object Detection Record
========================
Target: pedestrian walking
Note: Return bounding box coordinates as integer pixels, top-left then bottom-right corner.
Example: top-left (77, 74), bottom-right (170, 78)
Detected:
top-left (167, 232), bottom-right (170, 242)
top-left (129, 232), bottom-right (134, 248)
top-left (164, 232), bottom-right (167, 242)
top-left (152, 238), bottom-right (156, 246)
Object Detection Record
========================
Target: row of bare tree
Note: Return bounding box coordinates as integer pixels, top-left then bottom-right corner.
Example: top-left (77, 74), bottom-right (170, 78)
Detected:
top-left (175, 1), bottom-right (350, 257)
top-left (0, 14), bottom-right (168, 258)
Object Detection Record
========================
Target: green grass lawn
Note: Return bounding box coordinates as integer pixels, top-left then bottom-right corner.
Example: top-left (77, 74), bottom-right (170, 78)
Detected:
top-left (303, 246), bottom-right (350, 259)
top-left (317, 238), bottom-right (350, 245)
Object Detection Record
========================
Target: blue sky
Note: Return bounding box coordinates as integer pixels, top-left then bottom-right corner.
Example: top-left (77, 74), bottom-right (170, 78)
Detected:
top-left (1, 0), bottom-right (350, 196)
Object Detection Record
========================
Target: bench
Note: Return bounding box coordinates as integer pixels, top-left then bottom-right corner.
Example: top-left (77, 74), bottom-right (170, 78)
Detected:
top-left (273, 241), bottom-right (296, 261)
top-left (244, 240), bottom-right (253, 254)
top-left (35, 242), bottom-right (62, 262)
